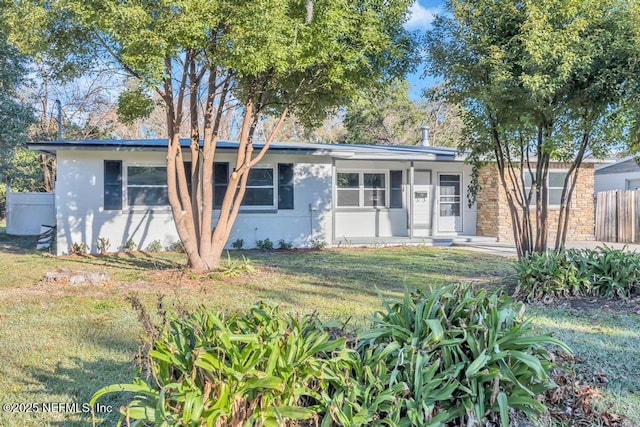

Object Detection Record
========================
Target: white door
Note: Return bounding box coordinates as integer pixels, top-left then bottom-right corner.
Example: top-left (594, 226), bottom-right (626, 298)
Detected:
top-left (438, 173), bottom-right (462, 232)
top-left (412, 170), bottom-right (433, 235)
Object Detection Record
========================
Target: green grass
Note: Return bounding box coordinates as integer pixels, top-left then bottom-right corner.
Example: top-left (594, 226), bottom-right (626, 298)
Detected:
top-left (530, 306), bottom-right (640, 423)
top-left (0, 231), bottom-right (637, 425)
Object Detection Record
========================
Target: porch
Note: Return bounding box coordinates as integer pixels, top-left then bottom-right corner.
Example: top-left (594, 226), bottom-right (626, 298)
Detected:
top-left (332, 234), bottom-right (497, 248)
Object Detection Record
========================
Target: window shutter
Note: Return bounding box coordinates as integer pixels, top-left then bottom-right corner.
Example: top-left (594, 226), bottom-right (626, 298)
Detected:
top-left (104, 160), bottom-right (122, 210)
top-left (390, 170), bottom-right (403, 208)
top-left (278, 164), bottom-right (294, 210)
top-left (213, 163), bottom-right (229, 209)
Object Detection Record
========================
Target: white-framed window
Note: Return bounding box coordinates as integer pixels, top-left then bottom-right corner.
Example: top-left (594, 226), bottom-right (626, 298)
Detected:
top-left (122, 162), bottom-right (291, 210)
top-left (336, 170), bottom-right (401, 208)
top-left (243, 167), bottom-right (275, 207)
top-left (523, 170), bottom-right (568, 206)
top-left (214, 164), bottom-right (291, 209)
top-left (126, 165), bottom-right (169, 207)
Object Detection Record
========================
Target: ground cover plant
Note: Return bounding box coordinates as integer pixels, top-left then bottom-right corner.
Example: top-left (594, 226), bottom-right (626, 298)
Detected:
top-left (92, 284), bottom-right (570, 426)
top-left (0, 227), bottom-right (638, 425)
top-left (515, 246), bottom-right (640, 301)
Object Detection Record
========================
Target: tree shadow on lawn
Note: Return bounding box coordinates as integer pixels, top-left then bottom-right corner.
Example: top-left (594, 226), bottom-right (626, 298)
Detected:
top-left (0, 232), bottom-right (42, 254)
top-left (22, 326), bottom-right (141, 427)
top-left (531, 310), bottom-right (640, 413)
top-left (251, 247), bottom-right (513, 291)
top-left (58, 250), bottom-right (185, 272)
top-left (25, 356), bottom-right (134, 427)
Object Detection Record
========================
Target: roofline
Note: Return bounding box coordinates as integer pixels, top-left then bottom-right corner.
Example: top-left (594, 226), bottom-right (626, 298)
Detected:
top-left (27, 139), bottom-right (463, 162)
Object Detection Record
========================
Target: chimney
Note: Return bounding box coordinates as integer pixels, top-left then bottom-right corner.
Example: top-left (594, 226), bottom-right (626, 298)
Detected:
top-left (419, 125), bottom-right (429, 146)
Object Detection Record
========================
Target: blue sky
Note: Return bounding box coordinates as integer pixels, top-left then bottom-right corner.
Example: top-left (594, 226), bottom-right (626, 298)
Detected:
top-left (405, 0), bottom-right (445, 99)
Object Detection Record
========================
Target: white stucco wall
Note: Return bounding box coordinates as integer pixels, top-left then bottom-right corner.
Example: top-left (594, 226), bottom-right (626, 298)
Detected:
top-left (54, 149), bottom-right (477, 255)
top-left (333, 159), bottom-right (477, 240)
top-left (54, 150), bottom-right (332, 255)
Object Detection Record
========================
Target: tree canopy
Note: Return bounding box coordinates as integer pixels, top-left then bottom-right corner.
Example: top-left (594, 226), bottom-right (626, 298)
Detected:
top-left (5, 0), bottom-right (418, 269)
top-left (426, 0), bottom-right (639, 257)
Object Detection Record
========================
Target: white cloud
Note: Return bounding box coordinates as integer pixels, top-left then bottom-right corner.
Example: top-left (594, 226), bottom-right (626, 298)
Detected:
top-left (405, 1), bottom-right (438, 30)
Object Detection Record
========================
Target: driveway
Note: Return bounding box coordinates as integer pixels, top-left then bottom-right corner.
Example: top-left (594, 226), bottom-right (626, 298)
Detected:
top-left (452, 240), bottom-right (640, 257)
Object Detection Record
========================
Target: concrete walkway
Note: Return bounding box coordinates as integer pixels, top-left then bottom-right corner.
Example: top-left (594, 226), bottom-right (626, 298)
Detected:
top-left (452, 240), bottom-right (640, 257)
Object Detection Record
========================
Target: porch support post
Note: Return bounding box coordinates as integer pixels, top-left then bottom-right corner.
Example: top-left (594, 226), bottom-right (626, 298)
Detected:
top-left (409, 161), bottom-right (414, 239)
top-left (331, 158), bottom-right (336, 245)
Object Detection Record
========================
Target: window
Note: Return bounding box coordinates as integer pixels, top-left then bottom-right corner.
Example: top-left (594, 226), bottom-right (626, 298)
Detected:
top-left (243, 168), bottom-right (274, 206)
top-left (127, 166), bottom-right (169, 206)
top-left (213, 163), bottom-right (229, 208)
top-left (278, 164), bottom-right (294, 210)
top-left (337, 171), bottom-right (394, 208)
top-left (523, 170), bottom-right (568, 206)
top-left (439, 174), bottom-right (461, 217)
top-left (337, 172), bottom-right (360, 207)
top-left (390, 170), bottom-right (403, 208)
top-left (364, 173), bottom-right (385, 207)
top-left (104, 160), bottom-right (122, 210)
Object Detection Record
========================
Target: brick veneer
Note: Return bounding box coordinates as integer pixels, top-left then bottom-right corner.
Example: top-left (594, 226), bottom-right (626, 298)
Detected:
top-left (476, 163), bottom-right (595, 242)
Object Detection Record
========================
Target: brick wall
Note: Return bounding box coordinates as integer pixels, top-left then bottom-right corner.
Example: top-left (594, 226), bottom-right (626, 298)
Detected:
top-left (476, 163), bottom-right (595, 242)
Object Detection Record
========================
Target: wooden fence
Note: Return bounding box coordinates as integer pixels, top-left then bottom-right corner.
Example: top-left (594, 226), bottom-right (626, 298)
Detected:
top-left (595, 190), bottom-right (640, 243)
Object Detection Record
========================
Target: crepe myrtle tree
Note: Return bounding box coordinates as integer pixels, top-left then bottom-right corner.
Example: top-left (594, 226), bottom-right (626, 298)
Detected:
top-left (6, 0), bottom-right (417, 270)
top-left (426, 0), bottom-right (637, 259)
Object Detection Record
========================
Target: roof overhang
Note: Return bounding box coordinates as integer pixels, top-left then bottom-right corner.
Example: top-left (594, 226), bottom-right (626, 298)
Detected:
top-left (27, 139), bottom-right (465, 162)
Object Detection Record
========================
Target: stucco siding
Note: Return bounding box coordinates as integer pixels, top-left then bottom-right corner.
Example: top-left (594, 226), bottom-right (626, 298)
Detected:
top-left (55, 150), bottom-right (332, 254)
top-left (333, 159), bottom-right (477, 239)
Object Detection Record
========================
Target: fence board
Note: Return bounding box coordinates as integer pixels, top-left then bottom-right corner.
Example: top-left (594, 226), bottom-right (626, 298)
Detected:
top-left (5, 187), bottom-right (55, 235)
top-left (596, 189), bottom-right (640, 243)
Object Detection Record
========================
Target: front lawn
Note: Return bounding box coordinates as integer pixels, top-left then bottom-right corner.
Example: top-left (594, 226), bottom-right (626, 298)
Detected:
top-left (0, 230), bottom-right (637, 425)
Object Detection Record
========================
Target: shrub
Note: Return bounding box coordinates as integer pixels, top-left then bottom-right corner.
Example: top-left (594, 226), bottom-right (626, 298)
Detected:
top-left (91, 303), bottom-right (344, 426)
top-left (121, 239), bottom-right (137, 253)
top-left (515, 246), bottom-right (640, 301)
top-left (69, 242), bottom-right (88, 255)
top-left (277, 239), bottom-right (293, 250)
top-left (145, 240), bottom-right (163, 252)
top-left (94, 237), bottom-right (111, 255)
top-left (167, 240), bottom-right (185, 253)
top-left (311, 238), bottom-right (326, 249)
top-left (514, 250), bottom-right (589, 302)
top-left (255, 238), bottom-right (273, 250)
top-left (349, 284), bottom-right (569, 426)
top-left (92, 285), bottom-right (569, 426)
top-left (231, 238), bottom-right (244, 249)
top-left (582, 245), bottom-right (640, 298)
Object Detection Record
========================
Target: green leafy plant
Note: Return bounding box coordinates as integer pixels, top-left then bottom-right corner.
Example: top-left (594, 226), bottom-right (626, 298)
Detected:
top-left (145, 240), bottom-right (163, 252)
top-left (69, 242), bottom-right (88, 255)
top-left (167, 240), bottom-right (185, 253)
top-left (255, 238), bottom-right (273, 251)
top-left (515, 246), bottom-right (640, 301)
top-left (583, 245), bottom-right (640, 298)
top-left (231, 238), bottom-right (244, 250)
top-left (91, 303), bottom-right (344, 426)
top-left (354, 283), bottom-right (571, 426)
top-left (311, 238), bottom-right (327, 250)
top-left (514, 250), bottom-right (589, 302)
top-left (277, 239), bottom-right (293, 250)
top-left (94, 237), bottom-right (111, 255)
top-left (121, 239), bottom-right (137, 253)
top-left (218, 252), bottom-right (256, 277)
top-left (92, 284), bottom-right (571, 427)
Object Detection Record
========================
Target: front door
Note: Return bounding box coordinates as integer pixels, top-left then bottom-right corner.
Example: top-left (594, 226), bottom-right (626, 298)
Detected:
top-left (438, 173), bottom-right (462, 232)
top-left (412, 170), bottom-right (433, 236)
